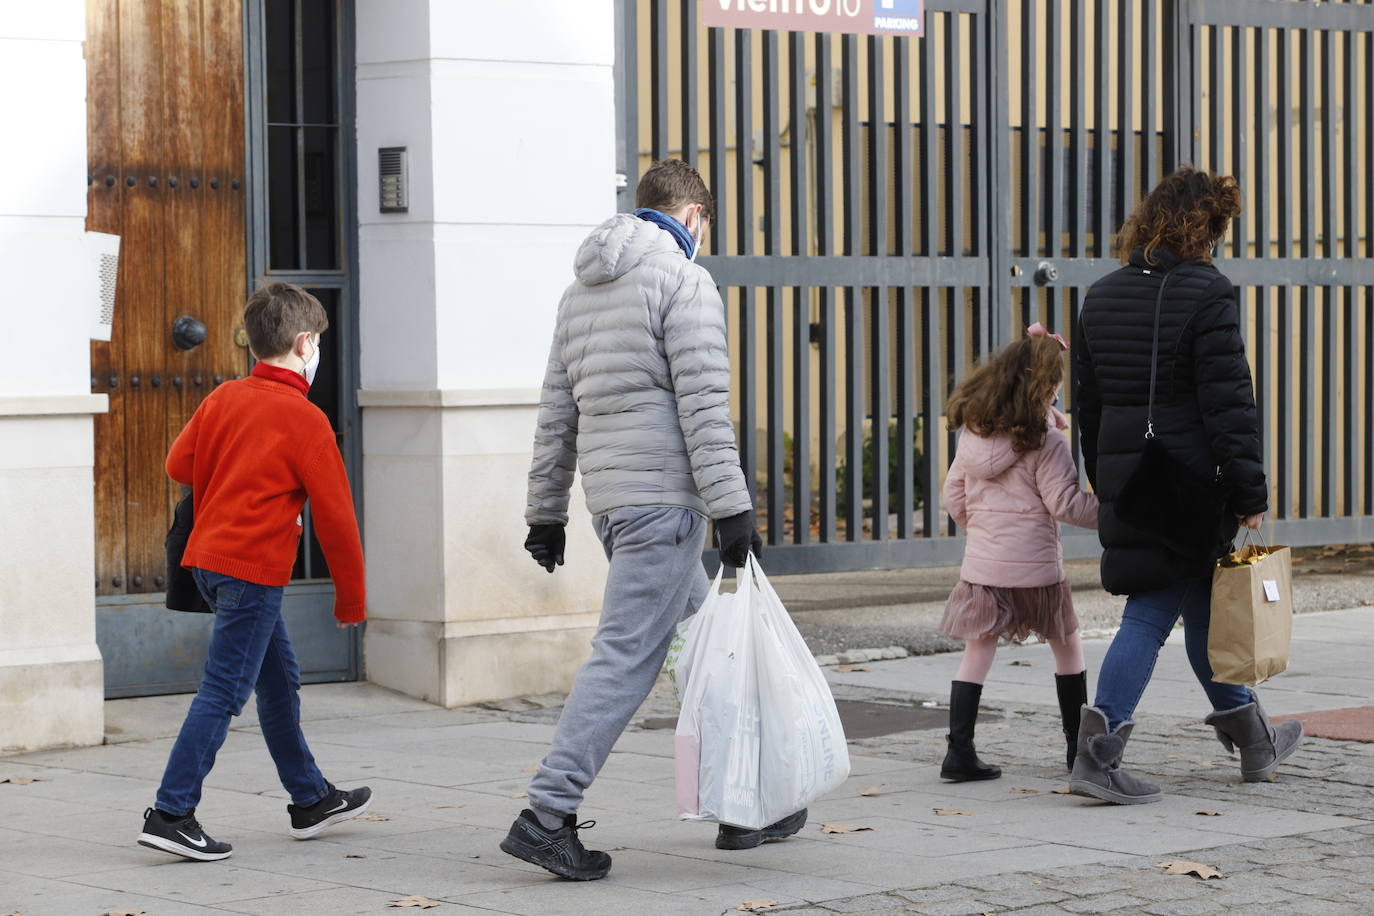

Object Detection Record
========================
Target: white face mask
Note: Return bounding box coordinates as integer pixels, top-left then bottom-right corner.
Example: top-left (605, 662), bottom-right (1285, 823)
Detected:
top-left (688, 209), bottom-right (702, 262)
top-left (301, 335), bottom-right (321, 386)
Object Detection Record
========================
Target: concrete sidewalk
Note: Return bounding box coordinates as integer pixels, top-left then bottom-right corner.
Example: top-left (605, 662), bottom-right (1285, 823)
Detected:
top-left (2, 608), bottom-right (1372, 915)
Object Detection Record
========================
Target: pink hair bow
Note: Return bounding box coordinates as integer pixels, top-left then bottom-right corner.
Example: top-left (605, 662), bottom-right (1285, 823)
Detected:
top-left (1027, 322), bottom-right (1069, 351)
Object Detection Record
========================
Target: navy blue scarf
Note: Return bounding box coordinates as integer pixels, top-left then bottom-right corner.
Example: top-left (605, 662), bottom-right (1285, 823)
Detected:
top-left (633, 208), bottom-right (695, 259)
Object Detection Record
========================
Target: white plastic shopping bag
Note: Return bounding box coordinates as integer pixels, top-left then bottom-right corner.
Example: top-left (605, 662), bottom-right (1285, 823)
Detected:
top-left (673, 555), bottom-right (850, 830)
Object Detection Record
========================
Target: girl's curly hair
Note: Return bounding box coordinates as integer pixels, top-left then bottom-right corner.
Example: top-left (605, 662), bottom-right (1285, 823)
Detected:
top-left (1116, 165), bottom-right (1241, 264)
top-left (945, 335), bottom-right (1064, 454)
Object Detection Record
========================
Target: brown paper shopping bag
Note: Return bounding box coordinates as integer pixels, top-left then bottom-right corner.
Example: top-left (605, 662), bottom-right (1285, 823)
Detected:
top-left (1208, 535), bottom-right (1294, 686)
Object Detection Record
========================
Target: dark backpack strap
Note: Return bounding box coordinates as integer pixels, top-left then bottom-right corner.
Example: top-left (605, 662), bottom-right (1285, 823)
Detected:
top-left (1144, 266), bottom-right (1176, 439)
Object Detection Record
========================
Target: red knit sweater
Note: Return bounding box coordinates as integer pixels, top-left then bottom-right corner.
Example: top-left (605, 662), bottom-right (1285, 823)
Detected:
top-left (167, 363), bottom-right (366, 623)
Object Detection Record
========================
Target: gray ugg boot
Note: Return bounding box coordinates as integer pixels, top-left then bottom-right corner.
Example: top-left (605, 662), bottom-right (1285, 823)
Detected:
top-left (1067, 705), bottom-right (1163, 805)
top-left (1204, 698), bottom-right (1304, 783)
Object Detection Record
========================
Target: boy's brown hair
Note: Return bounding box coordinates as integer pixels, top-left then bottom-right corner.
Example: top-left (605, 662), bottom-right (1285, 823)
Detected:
top-left (945, 336), bottom-right (1065, 454)
top-left (243, 282), bottom-right (329, 359)
top-left (635, 159), bottom-right (715, 223)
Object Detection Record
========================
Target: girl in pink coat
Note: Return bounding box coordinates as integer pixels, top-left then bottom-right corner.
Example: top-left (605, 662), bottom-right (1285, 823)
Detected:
top-left (937, 327), bottom-right (1099, 782)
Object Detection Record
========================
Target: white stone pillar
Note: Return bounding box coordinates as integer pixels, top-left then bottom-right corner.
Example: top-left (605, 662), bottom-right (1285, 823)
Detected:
top-left (355, 1), bottom-right (617, 705)
top-left (0, 2), bottom-right (105, 752)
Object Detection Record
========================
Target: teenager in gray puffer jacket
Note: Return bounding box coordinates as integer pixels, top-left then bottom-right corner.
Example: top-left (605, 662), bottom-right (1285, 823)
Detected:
top-left (501, 160), bottom-right (803, 883)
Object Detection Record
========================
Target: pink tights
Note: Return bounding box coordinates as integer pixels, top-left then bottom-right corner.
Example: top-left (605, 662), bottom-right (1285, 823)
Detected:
top-left (954, 630), bottom-right (1085, 685)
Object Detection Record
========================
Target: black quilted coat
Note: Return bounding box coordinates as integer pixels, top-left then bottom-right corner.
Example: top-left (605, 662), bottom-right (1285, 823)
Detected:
top-left (1074, 247), bottom-right (1268, 595)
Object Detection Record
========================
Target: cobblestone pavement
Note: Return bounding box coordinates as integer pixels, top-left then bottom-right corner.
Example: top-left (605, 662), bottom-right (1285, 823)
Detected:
top-left (1, 607), bottom-right (1370, 915)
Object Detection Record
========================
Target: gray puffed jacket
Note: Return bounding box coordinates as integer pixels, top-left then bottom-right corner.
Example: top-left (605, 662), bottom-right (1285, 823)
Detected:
top-left (526, 214), bottom-right (752, 525)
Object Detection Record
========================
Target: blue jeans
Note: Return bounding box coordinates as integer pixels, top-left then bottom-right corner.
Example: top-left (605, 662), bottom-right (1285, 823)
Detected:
top-left (155, 569), bottom-right (330, 816)
top-left (1094, 574), bottom-right (1254, 731)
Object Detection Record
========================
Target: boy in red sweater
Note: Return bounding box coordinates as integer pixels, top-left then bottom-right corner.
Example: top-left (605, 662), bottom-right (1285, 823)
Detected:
top-left (137, 282), bottom-right (371, 861)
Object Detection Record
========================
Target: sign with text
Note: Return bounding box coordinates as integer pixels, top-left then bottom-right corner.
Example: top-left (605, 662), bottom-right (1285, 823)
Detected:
top-left (704, 0), bottom-right (924, 38)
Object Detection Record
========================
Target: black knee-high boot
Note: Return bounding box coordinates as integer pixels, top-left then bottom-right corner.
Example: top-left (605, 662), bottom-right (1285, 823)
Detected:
top-left (1055, 671), bottom-right (1088, 770)
top-left (940, 680), bottom-right (1001, 782)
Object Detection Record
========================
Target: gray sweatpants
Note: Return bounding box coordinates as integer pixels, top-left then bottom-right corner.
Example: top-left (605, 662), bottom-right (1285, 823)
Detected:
top-left (526, 506), bottom-right (710, 817)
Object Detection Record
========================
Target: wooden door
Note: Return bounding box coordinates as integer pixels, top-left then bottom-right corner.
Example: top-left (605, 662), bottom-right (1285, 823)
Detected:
top-left (86, 0), bottom-right (249, 597)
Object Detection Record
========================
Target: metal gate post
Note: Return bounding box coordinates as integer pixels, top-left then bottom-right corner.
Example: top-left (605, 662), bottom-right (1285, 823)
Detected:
top-left (613, 1), bottom-right (638, 211)
top-left (1163, 0), bottom-right (1197, 173)
top-left (987, 0), bottom-right (1013, 347)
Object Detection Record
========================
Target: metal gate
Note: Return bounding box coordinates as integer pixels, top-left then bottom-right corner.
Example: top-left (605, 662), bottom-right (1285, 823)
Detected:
top-left (615, 0), bottom-right (1374, 574)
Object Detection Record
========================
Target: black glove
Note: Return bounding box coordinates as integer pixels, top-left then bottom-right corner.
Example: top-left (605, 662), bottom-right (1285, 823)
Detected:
top-left (715, 510), bottom-right (762, 569)
top-left (525, 524), bottom-right (566, 573)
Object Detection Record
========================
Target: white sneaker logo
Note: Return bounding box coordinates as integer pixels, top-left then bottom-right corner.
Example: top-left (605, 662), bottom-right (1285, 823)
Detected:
top-left (325, 798), bottom-right (350, 815)
top-left (176, 830), bottom-right (209, 848)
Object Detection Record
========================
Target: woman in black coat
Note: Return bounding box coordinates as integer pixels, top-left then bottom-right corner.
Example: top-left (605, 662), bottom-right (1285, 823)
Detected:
top-left (1068, 167), bottom-right (1302, 805)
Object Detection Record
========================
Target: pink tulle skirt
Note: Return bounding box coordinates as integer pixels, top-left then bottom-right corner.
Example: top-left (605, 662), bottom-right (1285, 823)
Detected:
top-left (938, 578), bottom-right (1079, 642)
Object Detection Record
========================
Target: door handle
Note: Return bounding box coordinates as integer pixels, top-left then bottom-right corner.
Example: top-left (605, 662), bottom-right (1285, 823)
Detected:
top-left (172, 315), bottom-right (208, 350)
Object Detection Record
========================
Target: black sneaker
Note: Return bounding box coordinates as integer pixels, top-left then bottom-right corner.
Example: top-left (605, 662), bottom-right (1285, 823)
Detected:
top-left (288, 785), bottom-right (372, 839)
top-left (499, 809), bottom-right (612, 881)
top-left (137, 807), bottom-right (233, 861)
top-left (715, 808), bottom-right (808, 850)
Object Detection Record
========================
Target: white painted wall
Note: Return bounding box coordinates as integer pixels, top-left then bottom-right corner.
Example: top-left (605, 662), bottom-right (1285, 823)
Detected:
top-left (355, 1), bottom-right (619, 705)
top-left (0, 0), bottom-right (105, 752)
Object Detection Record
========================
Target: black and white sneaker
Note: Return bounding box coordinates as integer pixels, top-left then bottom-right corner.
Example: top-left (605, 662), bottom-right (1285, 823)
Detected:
top-left (499, 809), bottom-right (612, 881)
top-left (288, 785), bottom-right (372, 839)
top-left (137, 807), bottom-right (233, 861)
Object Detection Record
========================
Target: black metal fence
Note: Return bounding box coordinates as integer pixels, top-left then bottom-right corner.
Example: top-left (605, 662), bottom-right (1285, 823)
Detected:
top-left (615, 0), bottom-right (1374, 574)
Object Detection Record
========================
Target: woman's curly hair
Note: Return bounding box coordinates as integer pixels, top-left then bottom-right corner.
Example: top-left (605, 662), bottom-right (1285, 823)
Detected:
top-left (946, 335), bottom-right (1064, 454)
top-left (1116, 165), bottom-right (1242, 264)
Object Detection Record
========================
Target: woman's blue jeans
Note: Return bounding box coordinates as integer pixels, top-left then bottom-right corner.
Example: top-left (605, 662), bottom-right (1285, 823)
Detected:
top-left (1094, 574), bottom-right (1254, 731)
top-left (155, 569), bottom-right (331, 816)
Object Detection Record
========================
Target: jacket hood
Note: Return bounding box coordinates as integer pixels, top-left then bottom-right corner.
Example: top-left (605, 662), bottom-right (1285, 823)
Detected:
top-left (574, 214), bottom-right (681, 286)
top-left (955, 429), bottom-right (1021, 480)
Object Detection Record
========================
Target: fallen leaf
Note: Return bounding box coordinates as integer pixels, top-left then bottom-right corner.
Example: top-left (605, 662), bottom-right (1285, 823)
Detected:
top-left (388, 896), bottom-right (442, 909)
top-left (1164, 754), bottom-right (1182, 759)
top-left (859, 785), bottom-right (884, 797)
top-left (1157, 860), bottom-right (1223, 880)
top-left (345, 853), bottom-right (367, 858)
top-left (511, 792), bottom-right (528, 799)
top-left (1052, 788), bottom-right (1072, 795)
top-left (0, 777), bottom-right (46, 785)
top-left (820, 823), bottom-right (873, 834)
top-left (435, 804), bottom-right (463, 809)
top-left (522, 764), bottom-right (539, 772)
top-left (834, 665), bottom-right (870, 673)
top-left (934, 808), bottom-right (973, 816)
top-left (1195, 810), bottom-right (1223, 817)
top-left (1008, 660), bottom-right (1033, 666)
top-left (357, 812), bottom-right (391, 821)
top-left (737, 900), bottom-right (780, 912)
top-left (103, 910), bottom-right (146, 916)
top-left (1010, 787), bottom-right (1040, 794)
top-left (1193, 760), bottom-right (1216, 768)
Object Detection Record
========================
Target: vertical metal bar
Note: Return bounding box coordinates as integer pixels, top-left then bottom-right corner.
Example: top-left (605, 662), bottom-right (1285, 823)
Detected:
top-left (764, 31), bottom-right (784, 544)
top-left (893, 35), bottom-right (915, 539)
top-left (788, 32), bottom-right (810, 544)
top-left (1210, 24), bottom-right (1225, 189)
top-left (1275, 29), bottom-right (1292, 518)
top-left (946, 17), bottom-right (965, 260)
top-left (1346, 29), bottom-right (1362, 515)
top-left (1094, 0), bottom-right (1110, 255)
top-left (294, 0), bottom-right (307, 270)
top-left (1367, 27), bottom-right (1374, 516)
top-left (1070, 0), bottom-right (1086, 258)
top-left (1232, 26), bottom-right (1248, 262)
top-left (650, 0), bottom-right (669, 162)
top-left (841, 35), bottom-right (864, 540)
top-left (971, 8), bottom-right (992, 357)
top-left (681, 0), bottom-right (699, 168)
top-left (989, 2), bottom-right (1012, 346)
top-left (815, 34), bottom-right (838, 542)
top-left (1021, 0), bottom-right (1039, 261)
top-left (920, 18), bottom-right (942, 536)
top-left (867, 36), bottom-right (888, 540)
top-left (1299, 27), bottom-right (1315, 518)
top-left (708, 26), bottom-right (727, 247)
top-left (735, 30), bottom-right (755, 258)
top-left (1162, 0), bottom-right (1194, 172)
top-left (1320, 29), bottom-right (1337, 516)
top-left (1253, 28), bottom-right (1270, 506)
top-left (616, 0), bottom-right (640, 205)
top-left (1140, 0), bottom-right (1156, 194)
top-left (1117, 0), bottom-right (1136, 234)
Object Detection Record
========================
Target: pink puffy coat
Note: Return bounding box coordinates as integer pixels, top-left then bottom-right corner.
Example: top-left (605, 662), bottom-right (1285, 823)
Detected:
top-left (943, 409), bottom-right (1099, 588)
